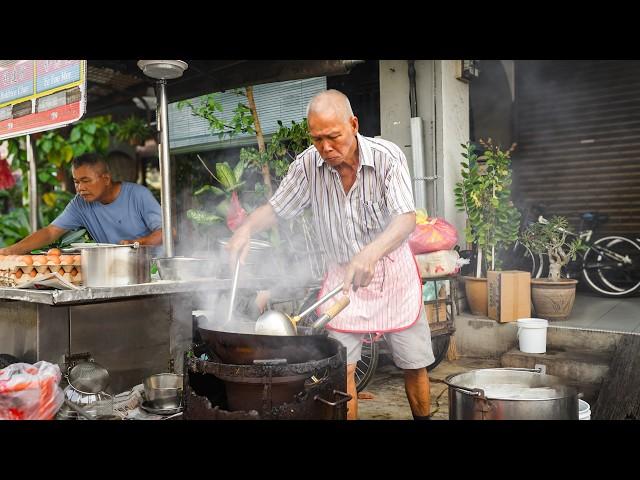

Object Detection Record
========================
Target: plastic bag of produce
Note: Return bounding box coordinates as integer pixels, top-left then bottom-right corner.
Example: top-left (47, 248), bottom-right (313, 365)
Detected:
top-left (408, 210), bottom-right (458, 254)
top-left (415, 250), bottom-right (461, 278)
top-left (0, 361), bottom-right (64, 420)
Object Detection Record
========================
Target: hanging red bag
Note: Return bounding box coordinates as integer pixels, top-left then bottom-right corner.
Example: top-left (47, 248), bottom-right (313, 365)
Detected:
top-left (226, 191), bottom-right (247, 232)
top-left (408, 213), bottom-right (458, 254)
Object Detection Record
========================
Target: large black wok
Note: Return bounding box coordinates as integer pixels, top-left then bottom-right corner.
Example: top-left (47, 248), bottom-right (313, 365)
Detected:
top-left (197, 326), bottom-right (337, 365)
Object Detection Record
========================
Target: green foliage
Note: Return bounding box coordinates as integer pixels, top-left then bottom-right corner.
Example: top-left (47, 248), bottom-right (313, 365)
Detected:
top-left (240, 119), bottom-right (311, 194)
top-left (177, 91), bottom-right (255, 140)
top-left (454, 139), bottom-right (521, 275)
top-left (520, 216), bottom-right (584, 281)
top-left (36, 132), bottom-right (73, 167)
top-left (186, 209), bottom-right (223, 225)
top-left (67, 116), bottom-right (117, 157)
top-left (115, 115), bottom-right (153, 146)
top-left (0, 208), bottom-right (31, 247)
top-left (179, 89), bottom-right (311, 237)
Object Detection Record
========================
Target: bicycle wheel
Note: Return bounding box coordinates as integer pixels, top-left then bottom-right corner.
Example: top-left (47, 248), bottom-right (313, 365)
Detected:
top-left (498, 242), bottom-right (538, 277)
top-left (355, 333), bottom-right (379, 392)
top-left (426, 334), bottom-right (450, 372)
top-left (582, 236), bottom-right (640, 297)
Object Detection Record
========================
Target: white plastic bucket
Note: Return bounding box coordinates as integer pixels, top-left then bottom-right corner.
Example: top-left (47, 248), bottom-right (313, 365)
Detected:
top-left (516, 318), bottom-right (549, 354)
top-left (578, 399), bottom-right (591, 420)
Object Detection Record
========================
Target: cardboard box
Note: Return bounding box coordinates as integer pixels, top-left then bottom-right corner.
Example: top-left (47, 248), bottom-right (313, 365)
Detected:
top-left (487, 270), bottom-right (531, 323)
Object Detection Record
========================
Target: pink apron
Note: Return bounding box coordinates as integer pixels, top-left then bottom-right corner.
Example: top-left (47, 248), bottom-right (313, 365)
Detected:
top-left (317, 242), bottom-right (423, 333)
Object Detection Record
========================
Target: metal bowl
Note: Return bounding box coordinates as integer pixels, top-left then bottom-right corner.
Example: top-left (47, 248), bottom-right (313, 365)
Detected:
top-left (155, 257), bottom-right (218, 281)
top-left (143, 373), bottom-right (184, 409)
top-left (216, 238), bottom-right (275, 278)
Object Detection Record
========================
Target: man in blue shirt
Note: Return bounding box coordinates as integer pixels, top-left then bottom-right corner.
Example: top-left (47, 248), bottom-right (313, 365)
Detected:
top-left (0, 153), bottom-right (163, 254)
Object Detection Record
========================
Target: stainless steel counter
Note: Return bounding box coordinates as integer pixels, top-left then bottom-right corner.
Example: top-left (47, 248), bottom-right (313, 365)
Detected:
top-left (0, 277), bottom-right (276, 305)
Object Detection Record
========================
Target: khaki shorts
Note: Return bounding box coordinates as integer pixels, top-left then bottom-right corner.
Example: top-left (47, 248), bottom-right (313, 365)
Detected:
top-left (327, 306), bottom-right (436, 370)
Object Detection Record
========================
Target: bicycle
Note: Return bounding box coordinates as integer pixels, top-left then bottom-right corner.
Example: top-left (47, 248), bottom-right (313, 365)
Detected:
top-left (535, 213), bottom-right (640, 297)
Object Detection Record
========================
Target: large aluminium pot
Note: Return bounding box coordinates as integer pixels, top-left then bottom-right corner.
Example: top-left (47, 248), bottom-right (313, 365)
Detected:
top-left (445, 366), bottom-right (579, 420)
top-left (79, 243), bottom-right (151, 287)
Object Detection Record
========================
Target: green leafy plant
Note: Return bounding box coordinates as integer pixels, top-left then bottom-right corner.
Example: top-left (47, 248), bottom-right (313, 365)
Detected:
top-left (455, 139), bottom-right (521, 277)
top-left (177, 91), bottom-right (255, 140)
top-left (115, 115), bottom-right (153, 146)
top-left (520, 216), bottom-right (584, 281)
top-left (68, 116), bottom-right (117, 157)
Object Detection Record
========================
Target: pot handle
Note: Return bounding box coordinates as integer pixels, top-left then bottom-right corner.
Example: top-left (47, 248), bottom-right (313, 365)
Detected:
top-left (443, 374), bottom-right (486, 399)
top-left (499, 364), bottom-right (547, 375)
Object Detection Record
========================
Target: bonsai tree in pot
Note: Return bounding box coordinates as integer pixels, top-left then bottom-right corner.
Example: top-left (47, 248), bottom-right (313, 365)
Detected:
top-left (455, 139), bottom-right (521, 316)
top-left (520, 215), bottom-right (583, 320)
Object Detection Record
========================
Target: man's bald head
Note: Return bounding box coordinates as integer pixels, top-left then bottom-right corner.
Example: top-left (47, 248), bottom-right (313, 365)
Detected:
top-left (306, 89), bottom-right (354, 123)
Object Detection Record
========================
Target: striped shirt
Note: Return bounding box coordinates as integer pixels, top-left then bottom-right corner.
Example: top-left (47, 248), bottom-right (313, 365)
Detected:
top-left (269, 133), bottom-right (415, 264)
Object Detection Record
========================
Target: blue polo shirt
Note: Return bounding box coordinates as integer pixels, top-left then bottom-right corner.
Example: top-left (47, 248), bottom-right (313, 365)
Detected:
top-left (52, 182), bottom-right (162, 244)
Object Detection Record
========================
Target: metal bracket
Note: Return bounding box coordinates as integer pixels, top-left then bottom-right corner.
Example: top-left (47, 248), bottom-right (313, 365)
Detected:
top-left (413, 176), bottom-right (438, 182)
top-left (534, 364), bottom-right (547, 375)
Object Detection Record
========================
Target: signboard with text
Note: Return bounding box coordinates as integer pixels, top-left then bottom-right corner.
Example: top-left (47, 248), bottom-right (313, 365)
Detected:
top-left (0, 60), bottom-right (86, 140)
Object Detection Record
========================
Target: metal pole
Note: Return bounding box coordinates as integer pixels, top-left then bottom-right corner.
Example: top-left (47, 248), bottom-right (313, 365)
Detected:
top-left (410, 117), bottom-right (429, 212)
top-left (26, 134), bottom-right (38, 232)
top-left (156, 80), bottom-right (174, 257)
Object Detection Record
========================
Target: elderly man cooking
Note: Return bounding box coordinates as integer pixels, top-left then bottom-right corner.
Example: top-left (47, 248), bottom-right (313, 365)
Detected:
top-left (0, 152), bottom-right (163, 255)
top-left (226, 89), bottom-right (435, 420)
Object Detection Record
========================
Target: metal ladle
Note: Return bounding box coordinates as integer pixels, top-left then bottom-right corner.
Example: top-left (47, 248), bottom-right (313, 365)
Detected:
top-left (255, 283), bottom-right (348, 336)
top-left (224, 257), bottom-right (241, 327)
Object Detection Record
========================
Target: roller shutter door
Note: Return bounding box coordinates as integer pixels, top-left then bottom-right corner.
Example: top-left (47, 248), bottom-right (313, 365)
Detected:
top-left (514, 60), bottom-right (640, 236)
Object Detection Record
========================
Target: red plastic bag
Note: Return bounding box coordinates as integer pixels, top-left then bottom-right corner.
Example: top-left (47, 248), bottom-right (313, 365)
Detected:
top-left (408, 216), bottom-right (458, 254)
top-left (226, 191), bottom-right (247, 232)
top-left (0, 361), bottom-right (64, 420)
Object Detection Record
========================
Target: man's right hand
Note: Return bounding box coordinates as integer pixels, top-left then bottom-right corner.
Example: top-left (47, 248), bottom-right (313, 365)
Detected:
top-left (0, 225), bottom-right (67, 256)
top-left (224, 203), bottom-right (279, 269)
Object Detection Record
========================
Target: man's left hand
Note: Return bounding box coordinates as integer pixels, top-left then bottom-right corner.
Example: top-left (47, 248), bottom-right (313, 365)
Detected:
top-left (342, 247), bottom-right (381, 295)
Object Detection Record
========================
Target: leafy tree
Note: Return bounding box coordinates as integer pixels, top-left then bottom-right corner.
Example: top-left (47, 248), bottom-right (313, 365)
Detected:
top-left (455, 139), bottom-right (521, 276)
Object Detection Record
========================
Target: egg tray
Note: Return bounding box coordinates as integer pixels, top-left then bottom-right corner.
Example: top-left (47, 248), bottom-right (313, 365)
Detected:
top-left (0, 254), bottom-right (82, 288)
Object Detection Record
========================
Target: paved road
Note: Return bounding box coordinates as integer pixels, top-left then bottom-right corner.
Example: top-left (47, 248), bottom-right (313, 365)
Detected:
top-left (358, 356), bottom-right (500, 420)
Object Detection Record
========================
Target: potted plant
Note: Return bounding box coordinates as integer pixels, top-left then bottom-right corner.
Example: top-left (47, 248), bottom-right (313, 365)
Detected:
top-left (520, 215), bottom-right (583, 320)
top-left (455, 140), bottom-right (520, 316)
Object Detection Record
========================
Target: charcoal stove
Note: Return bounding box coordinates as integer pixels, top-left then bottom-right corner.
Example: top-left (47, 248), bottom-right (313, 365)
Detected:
top-left (183, 337), bottom-right (349, 420)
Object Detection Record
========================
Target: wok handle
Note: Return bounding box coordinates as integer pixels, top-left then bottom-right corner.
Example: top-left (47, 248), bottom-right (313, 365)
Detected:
top-left (295, 283), bottom-right (344, 322)
top-left (311, 296), bottom-right (351, 333)
top-left (313, 389), bottom-right (351, 407)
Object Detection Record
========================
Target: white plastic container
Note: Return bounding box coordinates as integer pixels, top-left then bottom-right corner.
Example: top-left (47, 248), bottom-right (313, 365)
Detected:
top-left (516, 318), bottom-right (549, 354)
top-left (578, 399), bottom-right (591, 420)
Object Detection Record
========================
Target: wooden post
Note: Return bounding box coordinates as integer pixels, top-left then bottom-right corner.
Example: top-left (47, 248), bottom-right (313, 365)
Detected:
top-left (245, 86), bottom-right (272, 198)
